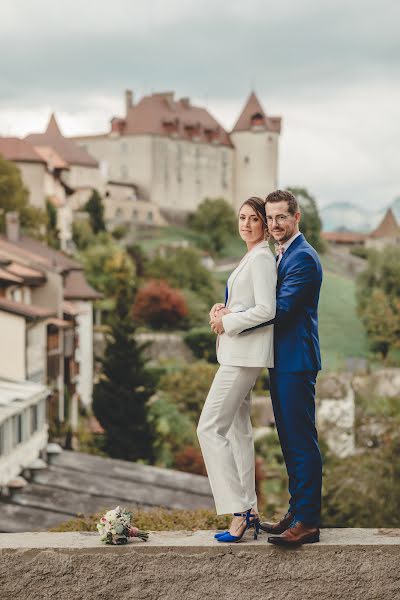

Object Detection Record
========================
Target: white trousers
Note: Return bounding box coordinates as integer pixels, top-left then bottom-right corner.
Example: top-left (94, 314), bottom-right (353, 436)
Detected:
top-left (197, 365), bottom-right (261, 515)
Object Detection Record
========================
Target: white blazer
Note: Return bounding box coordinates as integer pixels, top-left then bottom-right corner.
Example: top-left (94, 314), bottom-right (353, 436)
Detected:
top-left (218, 241), bottom-right (277, 368)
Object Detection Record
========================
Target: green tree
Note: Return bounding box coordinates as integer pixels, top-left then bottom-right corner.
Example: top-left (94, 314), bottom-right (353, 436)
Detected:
top-left (146, 247), bottom-right (216, 305)
top-left (45, 199), bottom-right (60, 249)
top-left (356, 247), bottom-right (400, 359)
top-left (322, 425), bottom-right (400, 527)
top-left (72, 218), bottom-right (95, 251)
top-left (287, 186), bottom-right (325, 253)
top-left (0, 155), bottom-right (46, 236)
top-left (92, 275), bottom-right (155, 462)
top-left (147, 394), bottom-right (197, 468)
top-left (188, 197), bottom-right (237, 255)
top-left (84, 189), bottom-right (105, 234)
top-left (359, 288), bottom-right (400, 359)
top-left (77, 237), bottom-right (136, 300)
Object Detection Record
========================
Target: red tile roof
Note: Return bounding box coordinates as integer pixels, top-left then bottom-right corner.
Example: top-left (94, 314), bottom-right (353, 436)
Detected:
top-left (0, 267), bottom-right (23, 284)
top-left (232, 92), bottom-right (282, 134)
top-left (33, 145), bottom-right (69, 170)
top-left (62, 300), bottom-right (80, 316)
top-left (63, 270), bottom-right (102, 301)
top-left (108, 92), bottom-right (233, 147)
top-left (0, 137), bottom-right (45, 164)
top-left (369, 208), bottom-right (400, 238)
top-left (5, 261), bottom-right (46, 285)
top-left (26, 114), bottom-right (99, 168)
top-left (47, 317), bottom-right (73, 329)
top-left (0, 236), bottom-right (101, 301)
top-left (0, 235), bottom-right (80, 273)
top-left (322, 231), bottom-right (368, 243)
top-left (0, 297), bottom-right (54, 320)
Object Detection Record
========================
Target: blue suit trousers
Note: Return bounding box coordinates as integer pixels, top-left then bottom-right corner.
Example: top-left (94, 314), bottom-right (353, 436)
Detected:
top-left (269, 369), bottom-right (322, 526)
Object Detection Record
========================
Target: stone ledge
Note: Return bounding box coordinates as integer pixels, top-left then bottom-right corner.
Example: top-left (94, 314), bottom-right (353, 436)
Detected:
top-left (0, 530), bottom-right (399, 600)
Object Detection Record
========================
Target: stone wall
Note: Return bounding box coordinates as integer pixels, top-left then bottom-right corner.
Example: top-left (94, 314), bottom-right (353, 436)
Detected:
top-left (0, 529), bottom-right (399, 600)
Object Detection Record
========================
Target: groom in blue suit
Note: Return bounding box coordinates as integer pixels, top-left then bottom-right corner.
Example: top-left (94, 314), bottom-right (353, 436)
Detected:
top-left (251, 189), bottom-right (323, 545)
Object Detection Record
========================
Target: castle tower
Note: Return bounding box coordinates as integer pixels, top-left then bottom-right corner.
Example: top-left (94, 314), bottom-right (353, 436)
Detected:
top-left (231, 92), bottom-right (281, 209)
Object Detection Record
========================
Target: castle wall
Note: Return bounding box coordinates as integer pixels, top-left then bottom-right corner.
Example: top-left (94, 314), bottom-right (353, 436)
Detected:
top-left (231, 130), bottom-right (279, 208)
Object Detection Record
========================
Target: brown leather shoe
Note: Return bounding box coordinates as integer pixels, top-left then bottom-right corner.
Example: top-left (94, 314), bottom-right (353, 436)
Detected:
top-left (259, 512), bottom-right (293, 535)
top-left (267, 521), bottom-right (320, 546)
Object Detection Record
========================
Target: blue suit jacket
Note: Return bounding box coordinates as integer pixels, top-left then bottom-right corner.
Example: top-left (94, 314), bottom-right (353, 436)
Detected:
top-left (242, 234), bottom-right (322, 372)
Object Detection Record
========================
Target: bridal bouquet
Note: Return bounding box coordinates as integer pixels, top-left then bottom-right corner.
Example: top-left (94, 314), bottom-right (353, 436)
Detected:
top-left (97, 506), bottom-right (149, 545)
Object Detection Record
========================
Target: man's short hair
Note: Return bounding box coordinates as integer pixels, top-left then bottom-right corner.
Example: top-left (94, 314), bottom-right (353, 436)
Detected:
top-left (265, 189), bottom-right (299, 215)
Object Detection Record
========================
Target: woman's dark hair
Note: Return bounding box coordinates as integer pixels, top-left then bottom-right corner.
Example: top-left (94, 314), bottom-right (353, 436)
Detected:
top-left (239, 196), bottom-right (268, 233)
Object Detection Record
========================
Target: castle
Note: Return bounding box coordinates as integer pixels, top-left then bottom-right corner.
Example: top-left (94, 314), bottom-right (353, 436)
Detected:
top-left (73, 90), bottom-right (282, 218)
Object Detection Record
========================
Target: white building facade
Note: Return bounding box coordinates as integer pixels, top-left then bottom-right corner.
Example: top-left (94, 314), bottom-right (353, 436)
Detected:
top-left (74, 90), bottom-right (281, 215)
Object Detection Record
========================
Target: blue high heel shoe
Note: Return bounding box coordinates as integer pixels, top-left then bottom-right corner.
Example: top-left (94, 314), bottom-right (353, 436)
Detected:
top-left (217, 509), bottom-right (260, 543)
top-left (214, 531), bottom-right (228, 539)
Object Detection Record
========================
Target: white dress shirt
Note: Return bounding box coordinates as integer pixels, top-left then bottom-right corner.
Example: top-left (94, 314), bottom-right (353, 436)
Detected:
top-left (276, 230), bottom-right (302, 267)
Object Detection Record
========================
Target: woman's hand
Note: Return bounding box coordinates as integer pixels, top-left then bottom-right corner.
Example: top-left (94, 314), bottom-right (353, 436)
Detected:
top-left (210, 308), bottom-right (231, 334)
top-left (209, 303), bottom-right (225, 321)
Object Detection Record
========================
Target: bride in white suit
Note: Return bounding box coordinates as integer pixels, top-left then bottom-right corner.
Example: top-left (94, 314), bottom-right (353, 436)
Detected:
top-left (197, 196), bottom-right (277, 543)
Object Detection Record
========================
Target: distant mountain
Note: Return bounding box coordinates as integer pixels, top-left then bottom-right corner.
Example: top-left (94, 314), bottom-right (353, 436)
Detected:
top-left (321, 198), bottom-right (400, 233)
top-left (391, 197), bottom-right (400, 222)
top-left (320, 202), bottom-right (374, 232)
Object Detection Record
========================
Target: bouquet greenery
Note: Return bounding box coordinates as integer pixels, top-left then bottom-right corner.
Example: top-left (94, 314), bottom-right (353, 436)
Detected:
top-left (97, 506), bottom-right (149, 545)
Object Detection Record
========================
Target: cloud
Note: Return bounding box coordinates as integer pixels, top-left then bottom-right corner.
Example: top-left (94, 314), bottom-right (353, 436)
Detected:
top-left (0, 0), bottom-right (398, 208)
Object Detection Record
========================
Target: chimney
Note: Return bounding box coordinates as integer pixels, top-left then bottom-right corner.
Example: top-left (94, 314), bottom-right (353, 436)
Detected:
top-left (6, 211), bottom-right (20, 243)
top-left (125, 90), bottom-right (133, 115)
top-left (180, 97), bottom-right (190, 109)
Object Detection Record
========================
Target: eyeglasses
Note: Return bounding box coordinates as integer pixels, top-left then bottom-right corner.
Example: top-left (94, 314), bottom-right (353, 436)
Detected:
top-left (266, 214), bottom-right (292, 225)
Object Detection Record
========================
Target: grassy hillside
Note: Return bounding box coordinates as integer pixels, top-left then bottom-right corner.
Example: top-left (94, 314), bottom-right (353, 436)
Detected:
top-left (319, 266), bottom-right (368, 371)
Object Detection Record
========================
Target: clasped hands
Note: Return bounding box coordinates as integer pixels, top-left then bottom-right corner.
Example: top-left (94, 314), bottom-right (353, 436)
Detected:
top-left (209, 303), bottom-right (231, 334)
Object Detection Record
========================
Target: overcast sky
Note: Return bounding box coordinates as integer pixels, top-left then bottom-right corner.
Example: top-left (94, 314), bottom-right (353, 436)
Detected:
top-left (0, 0), bottom-right (399, 209)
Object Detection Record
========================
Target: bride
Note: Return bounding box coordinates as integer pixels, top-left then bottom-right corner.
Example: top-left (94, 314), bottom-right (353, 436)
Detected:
top-left (197, 196), bottom-right (277, 542)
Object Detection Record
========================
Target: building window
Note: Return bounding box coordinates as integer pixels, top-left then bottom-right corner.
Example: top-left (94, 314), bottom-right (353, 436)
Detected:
top-left (0, 424), bottom-right (4, 456)
top-left (115, 208), bottom-right (123, 220)
top-left (176, 144), bottom-right (182, 183)
top-left (13, 414), bottom-right (23, 446)
top-left (221, 151), bottom-right (228, 189)
top-left (121, 142), bottom-right (128, 154)
top-left (244, 156), bottom-right (250, 164)
top-left (121, 165), bottom-right (128, 179)
top-left (132, 209), bottom-right (138, 220)
top-left (147, 211), bottom-right (153, 223)
top-left (30, 404), bottom-right (38, 433)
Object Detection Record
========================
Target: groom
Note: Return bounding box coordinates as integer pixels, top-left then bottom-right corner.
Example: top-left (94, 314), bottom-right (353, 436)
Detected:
top-left (252, 189), bottom-right (323, 545)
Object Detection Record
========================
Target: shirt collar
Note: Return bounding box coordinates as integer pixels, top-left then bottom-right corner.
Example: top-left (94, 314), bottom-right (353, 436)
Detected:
top-left (281, 231), bottom-right (301, 252)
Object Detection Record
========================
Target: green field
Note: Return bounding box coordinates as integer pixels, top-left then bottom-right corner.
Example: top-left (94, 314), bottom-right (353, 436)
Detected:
top-left (319, 266), bottom-right (368, 371)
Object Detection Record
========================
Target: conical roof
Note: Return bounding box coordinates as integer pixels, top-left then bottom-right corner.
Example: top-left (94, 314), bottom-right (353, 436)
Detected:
top-left (369, 208), bottom-right (400, 238)
top-left (232, 92), bottom-right (281, 134)
top-left (26, 114), bottom-right (98, 168)
top-left (45, 113), bottom-right (62, 136)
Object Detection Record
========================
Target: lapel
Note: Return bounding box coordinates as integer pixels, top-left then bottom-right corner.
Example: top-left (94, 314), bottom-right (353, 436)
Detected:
top-left (278, 233), bottom-right (304, 275)
top-left (226, 241), bottom-right (268, 306)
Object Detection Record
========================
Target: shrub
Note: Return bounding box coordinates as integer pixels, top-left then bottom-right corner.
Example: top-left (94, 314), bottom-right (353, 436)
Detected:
top-left (146, 247), bottom-right (216, 305)
top-left (184, 327), bottom-right (217, 363)
top-left (147, 394), bottom-right (197, 468)
top-left (173, 446), bottom-right (207, 476)
top-left (133, 279), bottom-right (188, 330)
top-left (158, 361), bottom-right (217, 424)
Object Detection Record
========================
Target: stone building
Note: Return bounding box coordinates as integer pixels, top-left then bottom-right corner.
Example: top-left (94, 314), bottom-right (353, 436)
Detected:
top-left (0, 214), bottom-right (101, 422)
top-left (74, 90), bottom-right (282, 217)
